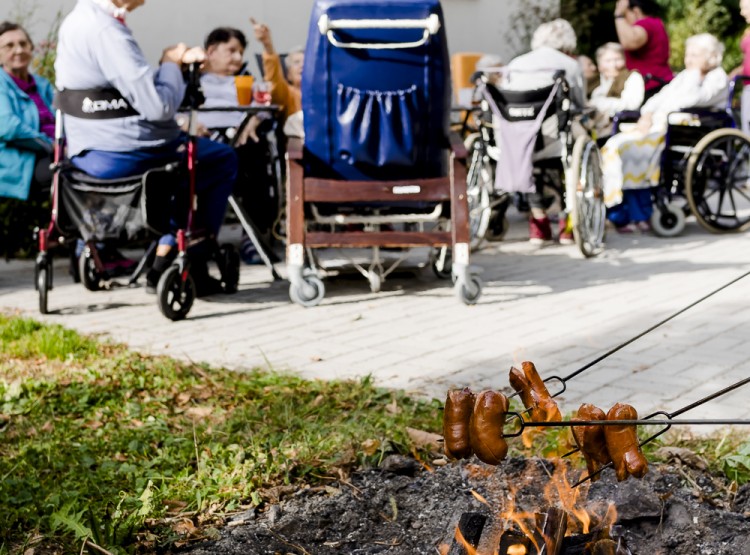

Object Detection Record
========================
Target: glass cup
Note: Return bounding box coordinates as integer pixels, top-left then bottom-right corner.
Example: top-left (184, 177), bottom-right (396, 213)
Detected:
top-left (234, 75), bottom-right (254, 106)
top-left (252, 81), bottom-right (272, 106)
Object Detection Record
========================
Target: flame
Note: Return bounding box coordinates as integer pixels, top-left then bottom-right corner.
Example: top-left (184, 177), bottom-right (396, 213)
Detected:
top-left (507, 546), bottom-right (527, 555)
top-left (454, 526), bottom-right (478, 555)
top-left (500, 487), bottom-right (542, 553)
top-left (543, 461), bottom-right (592, 533)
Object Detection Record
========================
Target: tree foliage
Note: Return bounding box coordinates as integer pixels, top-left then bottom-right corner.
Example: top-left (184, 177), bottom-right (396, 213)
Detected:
top-left (561, 0), bottom-right (745, 72)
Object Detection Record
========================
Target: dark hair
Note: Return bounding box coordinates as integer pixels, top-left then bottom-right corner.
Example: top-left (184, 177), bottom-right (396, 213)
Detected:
top-left (0, 21), bottom-right (33, 45)
top-left (628, 0), bottom-right (662, 16)
top-left (204, 27), bottom-right (247, 50)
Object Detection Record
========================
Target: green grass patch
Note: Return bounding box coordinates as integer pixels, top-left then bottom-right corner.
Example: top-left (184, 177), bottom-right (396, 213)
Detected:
top-left (0, 315), bottom-right (442, 554)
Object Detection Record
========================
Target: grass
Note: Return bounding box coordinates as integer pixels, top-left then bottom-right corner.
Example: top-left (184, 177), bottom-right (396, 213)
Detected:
top-left (0, 314), bottom-right (443, 554)
top-left (1, 314), bottom-right (749, 554)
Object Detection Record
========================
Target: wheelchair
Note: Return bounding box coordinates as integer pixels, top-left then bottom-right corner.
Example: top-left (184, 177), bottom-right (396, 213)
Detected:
top-left (286, 0), bottom-right (482, 306)
top-left (612, 75), bottom-right (750, 236)
top-left (466, 68), bottom-right (606, 257)
top-left (35, 66), bottom-right (241, 320)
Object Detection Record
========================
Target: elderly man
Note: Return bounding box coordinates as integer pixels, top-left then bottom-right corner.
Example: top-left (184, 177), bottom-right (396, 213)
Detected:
top-left (55, 0), bottom-right (238, 295)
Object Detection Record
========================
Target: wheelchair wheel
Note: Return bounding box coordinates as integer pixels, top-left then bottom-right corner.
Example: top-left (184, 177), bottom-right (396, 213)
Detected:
top-left (289, 272), bottom-right (325, 307)
top-left (79, 250), bottom-right (103, 291)
top-left (650, 202), bottom-right (686, 237)
top-left (157, 265), bottom-right (196, 321)
top-left (465, 135), bottom-right (493, 250)
top-left (37, 265), bottom-right (50, 315)
top-left (685, 128), bottom-right (750, 233)
top-left (218, 244), bottom-right (240, 294)
top-left (569, 136), bottom-right (606, 258)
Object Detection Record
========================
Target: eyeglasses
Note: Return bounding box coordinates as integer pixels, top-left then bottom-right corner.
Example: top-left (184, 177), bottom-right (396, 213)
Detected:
top-left (0, 40), bottom-right (32, 53)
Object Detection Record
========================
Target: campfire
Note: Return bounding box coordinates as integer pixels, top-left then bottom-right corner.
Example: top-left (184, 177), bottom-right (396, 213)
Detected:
top-left (442, 462), bottom-right (629, 555)
top-left (439, 360), bottom-right (750, 555)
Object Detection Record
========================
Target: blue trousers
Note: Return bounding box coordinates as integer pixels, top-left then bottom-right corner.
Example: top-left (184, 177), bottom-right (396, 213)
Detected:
top-left (607, 188), bottom-right (653, 227)
top-left (71, 136), bottom-right (237, 240)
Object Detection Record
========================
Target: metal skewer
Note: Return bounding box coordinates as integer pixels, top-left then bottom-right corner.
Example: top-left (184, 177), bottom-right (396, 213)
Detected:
top-left (505, 418), bottom-right (750, 429)
top-left (556, 375), bottom-right (750, 455)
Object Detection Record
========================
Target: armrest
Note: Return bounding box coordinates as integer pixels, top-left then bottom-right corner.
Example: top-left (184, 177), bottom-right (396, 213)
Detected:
top-left (286, 137), bottom-right (303, 161)
top-left (449, 131), bottom-right (467, 160)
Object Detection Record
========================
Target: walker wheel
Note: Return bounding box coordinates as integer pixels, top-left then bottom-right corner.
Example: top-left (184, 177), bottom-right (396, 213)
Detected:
top-left (218, 244), bottom-right (240, 294)
top-left (157, 265), bottom-right (196, 321)
top-left (37, 265), bottom-right (50, 315)
top-left (79, 250), bottom-right (103, 291)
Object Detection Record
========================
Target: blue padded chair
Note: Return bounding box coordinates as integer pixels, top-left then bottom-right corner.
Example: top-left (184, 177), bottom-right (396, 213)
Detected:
top-left (286, 0), bottom-right (482, 306)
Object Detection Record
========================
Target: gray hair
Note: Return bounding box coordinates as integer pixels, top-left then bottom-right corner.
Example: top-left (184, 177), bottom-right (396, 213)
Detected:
top-left (530, 19), bottom-right (577, 55)
top-left (685, 33), bottom-right (724, 70)
top-left (595, 42), bottom-right (625, 63)
top-left (475, 54), bottom-right (503, 71)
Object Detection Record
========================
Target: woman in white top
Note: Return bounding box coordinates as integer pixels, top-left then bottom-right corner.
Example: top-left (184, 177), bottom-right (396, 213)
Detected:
top-left (601, 33), bottom-right (728, 232)
top-left (588, 42), bottom-right (645, 137)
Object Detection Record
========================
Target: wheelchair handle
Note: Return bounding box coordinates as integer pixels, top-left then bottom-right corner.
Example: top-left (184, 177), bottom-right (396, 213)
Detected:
top-left (318, 14), bottom-right (440, 50)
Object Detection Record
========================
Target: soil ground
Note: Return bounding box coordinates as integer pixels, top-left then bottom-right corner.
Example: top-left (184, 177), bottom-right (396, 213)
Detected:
top-left (179, 455), bottom-right (750, 555)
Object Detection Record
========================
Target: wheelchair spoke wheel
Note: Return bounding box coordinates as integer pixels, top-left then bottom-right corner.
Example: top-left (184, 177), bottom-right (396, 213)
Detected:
top-left (37, 265), bottom-right (50, 315)
top-left (466, 136), bottom-right (493, 251)
top-left (157, 265), bottom-right (196, 321)
top-left (686, 128), bottom-right (750, 233)
top-left (570, 136), bottom-right (606, 257)
top-left (79, 250), bottom-right (103, 292)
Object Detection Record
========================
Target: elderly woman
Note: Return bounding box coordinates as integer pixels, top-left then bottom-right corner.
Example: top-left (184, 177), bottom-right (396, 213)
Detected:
top-left (503, 19), bottom-right (585, 244)
top-left (588, 42), bottom-right (645, 137)
top-left (602, 33), bottom-right (728, 232)
top-left (251, 17), bottom-right (302, 126)
top-left (0, 21), bottom-right (54, 201)
top-left (55, 0), bottom-right (238, 296)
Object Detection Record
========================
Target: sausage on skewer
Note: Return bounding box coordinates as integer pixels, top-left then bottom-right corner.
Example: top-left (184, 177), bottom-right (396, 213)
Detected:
top-left (571, 403), bottom-right (611, 482)
top-left (443, 389), bottom-right (476, 459)
top-left (470, 390), bottom-right (509, 465)
top-left (604, 403), bottom-right (649, 481)
top-left (509, 361), bottom-right (562, 422)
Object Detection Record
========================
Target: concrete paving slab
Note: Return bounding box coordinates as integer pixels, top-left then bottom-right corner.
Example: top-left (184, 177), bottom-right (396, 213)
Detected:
top-left (2, 213), bottom-right (750, 433)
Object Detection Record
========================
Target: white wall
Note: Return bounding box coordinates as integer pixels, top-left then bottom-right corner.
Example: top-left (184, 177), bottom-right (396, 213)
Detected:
top-left (1, 0), bottom-right (558, 72)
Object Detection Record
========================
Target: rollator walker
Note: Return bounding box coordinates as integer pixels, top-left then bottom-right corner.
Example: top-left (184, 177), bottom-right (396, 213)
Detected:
top-left (285, 0), bottom-right (482, 306)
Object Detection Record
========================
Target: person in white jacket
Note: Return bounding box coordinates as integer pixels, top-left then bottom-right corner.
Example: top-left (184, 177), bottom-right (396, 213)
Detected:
top-left (601, 33), bottom-right (727, 232)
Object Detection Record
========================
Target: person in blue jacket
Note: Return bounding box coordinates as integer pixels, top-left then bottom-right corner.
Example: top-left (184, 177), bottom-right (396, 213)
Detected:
top-left (55, 0), bottom-right (238, 295)
top-left (0, 21), bottom-right (55, 201)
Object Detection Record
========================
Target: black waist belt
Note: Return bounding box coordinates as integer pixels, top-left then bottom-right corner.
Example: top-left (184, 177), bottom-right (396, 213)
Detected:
top-left (55, 88), bottom-right (139, 119)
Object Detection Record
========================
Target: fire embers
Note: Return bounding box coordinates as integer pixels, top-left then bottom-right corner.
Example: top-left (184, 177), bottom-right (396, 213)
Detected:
top-left (572, 403), bottom-right (648, 482)
top-left (509, 361), bottom-right (562, 423)
top-left (443, 389), bottom-right (509, 465)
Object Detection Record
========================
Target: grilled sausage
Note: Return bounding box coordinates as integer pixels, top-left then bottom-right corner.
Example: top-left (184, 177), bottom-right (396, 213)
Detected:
top-left (604, 403), bottom-right (649, 481)
top-left (571, 404), bottom-right (610, 482)
top-left (443, 389), bottom-right (476, 459)
top-left (508, 362), bottom-right (562, 422)
top-left (469, 390), bottom-right (509, 465)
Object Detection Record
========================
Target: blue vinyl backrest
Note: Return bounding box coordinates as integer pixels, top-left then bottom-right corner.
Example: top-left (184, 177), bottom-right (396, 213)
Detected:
top-left (302, 0), bottom-right (451, 180)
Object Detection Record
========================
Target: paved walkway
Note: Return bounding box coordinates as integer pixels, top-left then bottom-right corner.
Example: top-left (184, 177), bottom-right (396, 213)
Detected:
top-left (2, 214), bottom-right (750, 430)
